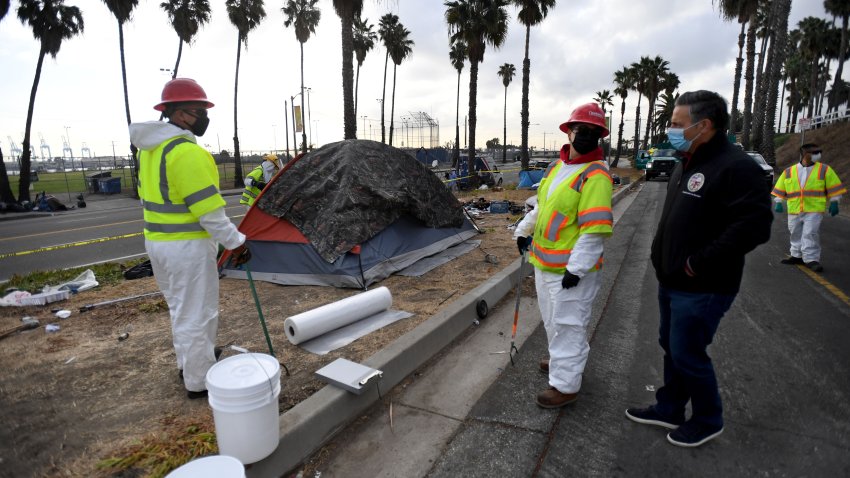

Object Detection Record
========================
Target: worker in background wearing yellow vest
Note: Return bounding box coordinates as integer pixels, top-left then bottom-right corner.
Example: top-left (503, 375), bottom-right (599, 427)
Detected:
top-left (240, 153), bottom-right (280, 209)
top-left (513, 103), bottom-right (613, 409)
top-left (772, 142), bottom-right (846, 272)
top-left (130, 78), bottom-right (251, 400)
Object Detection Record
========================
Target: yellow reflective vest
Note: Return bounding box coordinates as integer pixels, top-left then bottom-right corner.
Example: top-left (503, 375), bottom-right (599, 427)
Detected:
top-left (771, 162), bottom-right (846, 214)
top-left (529, 160), bottom-right (614, 274)
top-left (138, 137), bottom-right (225, 241)
top-left (240, 166), bottom-right (264, 206)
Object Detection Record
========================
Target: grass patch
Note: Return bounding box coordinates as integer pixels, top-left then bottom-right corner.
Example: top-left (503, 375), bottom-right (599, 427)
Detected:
top-left (774, 133), bottom-right (792, 149)
top-left (0, 258), bottom-right (148, 296)
top-left (96, 416), bottom-right (217, 478)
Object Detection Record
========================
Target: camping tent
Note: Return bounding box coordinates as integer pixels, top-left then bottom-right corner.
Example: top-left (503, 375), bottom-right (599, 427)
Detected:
top-left (220, 140), bottom-right (478, 288)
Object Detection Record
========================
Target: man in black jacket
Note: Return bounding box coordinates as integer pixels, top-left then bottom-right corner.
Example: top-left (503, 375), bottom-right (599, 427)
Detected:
top-left (625, 90), bottom-right (773, 447)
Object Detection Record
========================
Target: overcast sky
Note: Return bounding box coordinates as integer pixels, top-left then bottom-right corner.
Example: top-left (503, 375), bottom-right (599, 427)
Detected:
top-left (0, 0), bottom-right (829, 159)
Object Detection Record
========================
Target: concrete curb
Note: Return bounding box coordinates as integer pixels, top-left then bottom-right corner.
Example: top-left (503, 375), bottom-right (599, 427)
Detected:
top-left (247, 177), bottom-right (644, 476)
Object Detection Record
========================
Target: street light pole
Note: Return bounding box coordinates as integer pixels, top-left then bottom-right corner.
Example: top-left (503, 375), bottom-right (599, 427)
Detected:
top-left (290, 95), bottom-right (298, 154)
top-left (306, 87), bottom-right (312, 149)
top-left (284, 100), bottom-right (290, 158)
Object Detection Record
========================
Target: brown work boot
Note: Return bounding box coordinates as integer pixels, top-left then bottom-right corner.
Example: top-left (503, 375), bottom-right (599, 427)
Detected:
top-left (536, 387), bottom-right (578, 409)
top-left (539, 358), bottom-right (549, 373)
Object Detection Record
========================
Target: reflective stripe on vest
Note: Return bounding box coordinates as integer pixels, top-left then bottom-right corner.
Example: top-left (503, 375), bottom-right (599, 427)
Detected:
top-left (240, 166), bottom-right (264, 206)
top-left (772, 163), bottom-right (845, 213)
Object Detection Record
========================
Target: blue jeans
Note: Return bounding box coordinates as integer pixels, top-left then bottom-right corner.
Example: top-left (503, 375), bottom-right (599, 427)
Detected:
top-left (654, 286), bottom-right (736, 428)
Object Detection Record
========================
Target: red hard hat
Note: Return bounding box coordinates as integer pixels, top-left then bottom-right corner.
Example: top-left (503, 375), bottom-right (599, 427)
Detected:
top-left (154, 78), bottom-right (214, 111)
top-left (559, 103), bottom-right (609, 138)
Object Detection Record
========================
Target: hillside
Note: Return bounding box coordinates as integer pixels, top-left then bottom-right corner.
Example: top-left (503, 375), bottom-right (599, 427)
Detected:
top-left (775, 121), bottom-right (850, 214)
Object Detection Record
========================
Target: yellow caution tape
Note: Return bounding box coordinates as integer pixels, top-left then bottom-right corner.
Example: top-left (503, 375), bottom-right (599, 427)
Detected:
top-left (0, 232), bottom-right (144, 260)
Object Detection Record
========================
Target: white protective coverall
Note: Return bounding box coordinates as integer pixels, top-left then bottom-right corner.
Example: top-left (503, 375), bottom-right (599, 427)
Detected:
top-left (130, 121), bottom-right (245, 392)
top-left (244, 159), bottom-right (278, 189)
top-left (513, 162), bottom-right (606, 394)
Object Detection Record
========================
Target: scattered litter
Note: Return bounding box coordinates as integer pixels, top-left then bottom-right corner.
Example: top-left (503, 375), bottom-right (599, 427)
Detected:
top-left (65, 357), bottom-right (76, 364)
top-left (55, 310), bottom-right (71, 319)
top-left (490, 351), bottom-right (507, 354)
top-left (230, 345), bottom-right (249, 353)
top-left (484, 254), bottom-right (499, 264)
top-left (498, 331), bottom-right (504, 336)
top-left (473, 319), bottom-right (480, 326)
top-left (1, 270), bottom-right (98, 307)
top-left (45, 324), bottom-right (61, 333)
top-left (117, 333), bottom-right (129, 342)
top-left (21, 316), bottom-right (34, 322)
top-left (645, 385), bottom-right (655, 392)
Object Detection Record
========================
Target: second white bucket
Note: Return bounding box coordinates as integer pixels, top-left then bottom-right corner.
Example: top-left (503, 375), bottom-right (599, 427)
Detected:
top-left (206, 353), bottom-right (281, 464)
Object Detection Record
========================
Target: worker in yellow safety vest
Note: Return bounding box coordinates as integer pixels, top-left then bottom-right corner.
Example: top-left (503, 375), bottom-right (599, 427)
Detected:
top-left (513, 102), bottom-right (613, 409)
top-left (240, 153), bottom-right (280, 208)
top-left (772, 142), bottom-right (846, 272)
top-left (130, 78), bottom-right (251, 399)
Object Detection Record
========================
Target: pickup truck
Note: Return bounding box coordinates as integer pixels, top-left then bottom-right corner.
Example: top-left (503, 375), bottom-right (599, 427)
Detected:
top-left (644, 149), bottom-right (682, 181)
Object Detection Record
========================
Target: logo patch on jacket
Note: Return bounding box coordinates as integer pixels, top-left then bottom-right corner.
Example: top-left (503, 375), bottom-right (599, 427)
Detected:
top-left (687, 173), bottom-right (705, 192)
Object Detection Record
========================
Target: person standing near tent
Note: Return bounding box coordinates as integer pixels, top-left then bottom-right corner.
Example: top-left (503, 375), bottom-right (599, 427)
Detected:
top-left (130, 77), bottom-right (251, 399)
top-left (240, 153), bottom-right (281, 209)
top-left (513, 103), bottom-right (614, 408)
top-left (772, 142), bottom-right (846, 272)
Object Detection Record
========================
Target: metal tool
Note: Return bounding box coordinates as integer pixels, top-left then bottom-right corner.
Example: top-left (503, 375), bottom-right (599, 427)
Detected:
top-left (509, 252), bottom-right (526, 366)
top-left (245, 264), bottom-right (275, 358)
top-left (0, 318), bottom-right (39, 340)
top-left (79, 292), bottom-right (161, 312)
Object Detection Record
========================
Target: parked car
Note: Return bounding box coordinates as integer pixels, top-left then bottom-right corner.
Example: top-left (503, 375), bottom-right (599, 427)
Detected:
top-left (644, 149), bottom-right (681, 181)
top-left (746, 151), bottom-right (775, 190)
top-left (635, 150), bottom-right (651, 170)
top-left (456, 155), bottom-right (503, 189)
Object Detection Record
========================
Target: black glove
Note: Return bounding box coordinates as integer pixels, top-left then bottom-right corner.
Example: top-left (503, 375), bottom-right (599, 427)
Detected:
top-left (516, 236), bottom-right (531, 255)
top-left (562, 270), bottom-right (580, 289)
top-left (231, 244), bottom-right (252, 266)
top-left (255, 181), bottom-right (267, 190)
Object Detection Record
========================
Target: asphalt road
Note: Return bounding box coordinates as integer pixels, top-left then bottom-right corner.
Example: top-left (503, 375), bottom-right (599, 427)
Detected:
top-left (0, 195), bottom-right (245, 282)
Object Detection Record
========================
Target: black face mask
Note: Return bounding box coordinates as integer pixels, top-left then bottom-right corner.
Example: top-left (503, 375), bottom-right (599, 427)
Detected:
top-left (571, 129), bottom-right (601, 155)
top-left (176, 109), bottom-right (210, 137)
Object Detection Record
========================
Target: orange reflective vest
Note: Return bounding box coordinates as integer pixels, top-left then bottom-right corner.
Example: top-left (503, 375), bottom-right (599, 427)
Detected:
top-left (771, 163), bottom-right (846, 214)
top-left (529, 160), bottom-right (613, 274)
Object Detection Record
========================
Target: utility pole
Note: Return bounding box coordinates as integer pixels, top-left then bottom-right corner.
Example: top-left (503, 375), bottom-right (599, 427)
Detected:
top-left (284, 100), bottom-right (290, 158)
top-left (306, 87), bottom-right (313, 149)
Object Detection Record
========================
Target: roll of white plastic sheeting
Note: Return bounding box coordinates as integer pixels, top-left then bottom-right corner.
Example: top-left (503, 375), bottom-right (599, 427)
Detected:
top-left (284, 286), bottom-right (393, 345)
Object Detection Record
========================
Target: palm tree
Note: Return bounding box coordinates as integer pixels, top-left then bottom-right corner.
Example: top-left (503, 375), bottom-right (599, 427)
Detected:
top-left (387, 23), bottom-right (413, 147)
top-left (497, 63), bottom-right (515, 163)
top-left (449, 40), bottom-right (467, 168)
top-left (593, 89), bottom-right (614, 162)
top-left (226, 0), bottom-right (266, 187)
top-left (1, 0), bottom-right (10, 20)
top-left (283, 0), bottom-right (321, 154)
top-left (378, 13), bottom-right (399, 143)
top-left (14, 0), bottom-right (84, 203)
top-left (826, 0), bottom-right (850, 112)
top-left (101, 0), bottom-right (138, 130)
top-left (640, 55), bottom-right (669, 149)
top-left (654, 91), bottom-right (679, 138)
top-left (630, 56), bottom-right (651, 152)
top-left (512, 0), bottom-right (555, 171)
top-left (611, 66), bottom-right (633, 168)
top-left (353, 15), bottom-right (376, 118)
top-left (445, 0), bottom-right (509, 182)
top-left (160, 0), bottom-right (212, 79)
top-left (716, 0), bottom-right (760, 135)
top-left (332, 0), bottom-right (363, 139)
top-left (761, 0), bottom-right (792, 165)
top-left (799, 16), bottom-right (831, 117)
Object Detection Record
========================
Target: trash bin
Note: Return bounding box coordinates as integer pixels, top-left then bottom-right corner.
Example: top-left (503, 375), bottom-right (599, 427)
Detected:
top-left (98, 177), bottom-right (121, 194)
top-left (86, 172), bottom-right (112, 193)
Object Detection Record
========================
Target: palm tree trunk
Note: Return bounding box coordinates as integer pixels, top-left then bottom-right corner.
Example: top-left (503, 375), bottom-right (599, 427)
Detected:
top-left (762, 0), bottom-right (792, 165)
top-left (19, 47), bottom-right (46, 203)
top-left (468, 59), bottom-right (479, 185)
top-left (730, 21), bottom-right (746, 134)
top-left (341, 13), bottom-right (356, 139)
top-left (643, 94), bottom-right (655, 148)
top-left (354, 61), bottom-right (361, 118)
top-left (300, 42), bottom-right (307, 154)
top-left (389, 63), bottom-right (397, 146)
top-left (172, 39), bottom-right (183, 78)
top-left (380, 50), bottom-right (389, 143)
top-left (741, 15), bottom-right (757, 150)
top-left (118, 21), bottom-right (131, 126)
top-left (0, 148), bottom-right (15, 204)
top-left (502, 84), bottom-right (507, 163)
top-left (454, 70), bottom-right (461, 168)
top-left (829, 15), bottom-right (848, 112)
top-left (612, 97), bottom-right (626, 168)
top-left (632, 93), bottom-right (642, 153)
top-left (233, 34), bottom-right (244, 187)
top-left (520, 23), bottom-right (530, 170)
top-left (752, 31), bottom-right (772, 151)
top-left (778, 77), bottom-right (787, 132)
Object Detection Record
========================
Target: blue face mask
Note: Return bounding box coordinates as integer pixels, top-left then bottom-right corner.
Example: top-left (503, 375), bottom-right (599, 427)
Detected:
top-left (666, 121), bottom-right (703, 152)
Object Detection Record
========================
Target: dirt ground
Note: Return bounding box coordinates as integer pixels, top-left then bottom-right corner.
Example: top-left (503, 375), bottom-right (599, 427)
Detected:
top-left (0, 171), bottom-right (638, 478)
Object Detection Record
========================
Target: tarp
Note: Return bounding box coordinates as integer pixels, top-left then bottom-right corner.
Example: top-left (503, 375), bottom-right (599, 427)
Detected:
top-left (518, 169), bottom-right (544, 189)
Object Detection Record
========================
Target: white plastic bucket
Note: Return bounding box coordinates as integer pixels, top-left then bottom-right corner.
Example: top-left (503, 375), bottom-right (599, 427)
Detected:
top-left (206, 353), bottom-right (281, 464)
top-left (165, 455), bottom-right (245, 477)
